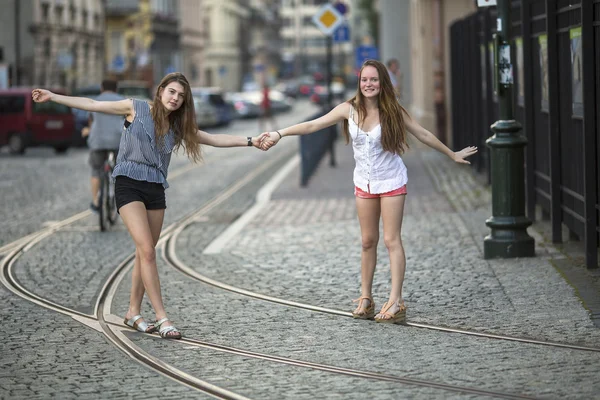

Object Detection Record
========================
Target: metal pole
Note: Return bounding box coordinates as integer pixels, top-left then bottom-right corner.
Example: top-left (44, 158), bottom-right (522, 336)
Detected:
top-left (326, 35), bottom-right (333, 108)
top-left (14, 0), bottom-right (20, 86)
top-left (483, 0), bottom-right (535, 258)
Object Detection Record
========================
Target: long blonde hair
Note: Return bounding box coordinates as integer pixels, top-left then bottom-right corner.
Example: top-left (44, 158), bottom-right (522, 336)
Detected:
top-left (342, 60), bottom-right (409, 155)
top-left (151, 72), bottom-right (202, 163)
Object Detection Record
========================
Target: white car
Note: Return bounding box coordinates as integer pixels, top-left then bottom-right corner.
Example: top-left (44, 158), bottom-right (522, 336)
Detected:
top-left (193, 96), bottom-right (219, 128)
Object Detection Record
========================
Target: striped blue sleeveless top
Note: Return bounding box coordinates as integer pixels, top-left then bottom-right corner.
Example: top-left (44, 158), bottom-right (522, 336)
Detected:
top-left (112, 99), bottom-right (176, 188)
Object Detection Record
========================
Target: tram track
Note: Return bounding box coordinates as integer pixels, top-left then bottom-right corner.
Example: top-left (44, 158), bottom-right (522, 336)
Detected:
top-left (0, 137), bottom-right (600, 399)
top-left (0, 148), bottom-right (294, 399)
top-left (162, 178), bottom-right (600, 355)
top-left (1, 147), bottom-right (549, 399)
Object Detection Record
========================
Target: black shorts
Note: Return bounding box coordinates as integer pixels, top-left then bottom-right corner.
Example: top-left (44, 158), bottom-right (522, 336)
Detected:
top-left (115, 176), bottom-right (166, 213)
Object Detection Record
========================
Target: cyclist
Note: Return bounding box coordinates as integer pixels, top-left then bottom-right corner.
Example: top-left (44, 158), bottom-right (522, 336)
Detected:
top-left (86, 79), bottom-right (124, 212)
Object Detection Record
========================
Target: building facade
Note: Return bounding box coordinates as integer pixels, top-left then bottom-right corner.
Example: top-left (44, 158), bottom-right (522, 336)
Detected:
top-left (0, 0), bottom-right (104, 90)
top-left (244, 0), bottom-right (282, 87)
top-left (201, 0), bottom-right (249, 91)
top-left (279, 0), bottom-right (353, 79)
top-left (105, 0), bottom-right (180, 87)
top-left (179, 0), bottom-right (205, 87)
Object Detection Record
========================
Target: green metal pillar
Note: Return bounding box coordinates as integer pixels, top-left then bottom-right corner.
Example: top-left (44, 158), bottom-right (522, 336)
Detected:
top-left (483, 0), bottom-right (535, 258)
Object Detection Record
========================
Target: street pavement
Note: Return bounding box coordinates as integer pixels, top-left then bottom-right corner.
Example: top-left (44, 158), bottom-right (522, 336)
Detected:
top-left (2, 103), bottom-right (600, 399)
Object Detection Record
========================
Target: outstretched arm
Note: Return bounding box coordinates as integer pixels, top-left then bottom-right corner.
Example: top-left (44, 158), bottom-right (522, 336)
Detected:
top-left (197, 130), bottom-right (270, 150)
top-left (32, 89), bottom-right (133, 117)
top-left (404, 112), bottom-right (477, 164)
top-left (261, 102), bottom-right (350, 149)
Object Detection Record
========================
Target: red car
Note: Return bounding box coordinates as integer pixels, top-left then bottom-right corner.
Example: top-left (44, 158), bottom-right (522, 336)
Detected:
top-left (0, 88), bottom-right (75, 154)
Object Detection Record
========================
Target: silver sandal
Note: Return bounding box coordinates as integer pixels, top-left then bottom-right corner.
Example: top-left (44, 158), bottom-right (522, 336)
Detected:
top-left (155, 317), bottom-right (182, 339)
top-left (124, 315), bottom-right (156, 333)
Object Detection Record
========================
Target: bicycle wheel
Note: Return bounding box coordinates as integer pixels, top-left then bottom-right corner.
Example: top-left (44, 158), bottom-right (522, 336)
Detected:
top-left (107, 177), bottom-right (118, 225)
top-left (99, 172), bottom-right (110, 232)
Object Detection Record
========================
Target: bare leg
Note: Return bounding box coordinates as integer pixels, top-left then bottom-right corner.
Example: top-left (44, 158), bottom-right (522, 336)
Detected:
top-left (126, 248), bottom-right (145, 317)
top-left (119, 202), bottom-right (171, 329)
top-left (354, 196), bottom-right (381, 314)
top-left (376, 194), bottom-right (407, 319)
top-left (91, 177), bottom-right (100, 206)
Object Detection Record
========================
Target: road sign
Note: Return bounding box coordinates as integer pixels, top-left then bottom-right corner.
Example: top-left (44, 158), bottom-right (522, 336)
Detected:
top-left (334, 1), bottom-right (347, 15)
top-left (312, 3), bottom-right (345, 36)
top-left (355, 45), bottom-right (379, 69)
top-left (477, 0), bottom-right (497, 6)
top-left (333, 24), bottom-right (350, 43)
top-left (219, 65), bottom-right (227, 76)
top-left (111, 55), bottom-right (125, 72)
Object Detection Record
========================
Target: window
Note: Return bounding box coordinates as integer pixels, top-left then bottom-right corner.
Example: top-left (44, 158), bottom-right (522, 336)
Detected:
top-left (43, 38), bottom-right (51, 58)
top-left (204, 17), bottom-right (210, 41)
top-left (41, 2), bottom-right (49, 22)
top-left (33, 101), bottom-right (71, 114)
top-left (0, 96), bottom-right (26, 114)
top-left (94, 13), bottom-right (100, 30)
top-left (69, 3), bottom-right (76, 22)
top-left (82, 10), bottom-right (88, 29)
top-left (55, 5), bottom-right (64, 23)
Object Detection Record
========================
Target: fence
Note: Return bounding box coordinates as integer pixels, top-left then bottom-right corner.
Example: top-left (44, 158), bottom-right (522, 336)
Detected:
top-left (450, 0), bottom-right (598, 269)
top-left (299, 108), bottom-right (338, 186)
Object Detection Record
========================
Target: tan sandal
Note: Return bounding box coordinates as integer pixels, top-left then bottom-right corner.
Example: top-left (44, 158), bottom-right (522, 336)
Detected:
top-left (374, 300), bottom-right (406, 324)
top-left (352, 295), bottom-right (375, 319)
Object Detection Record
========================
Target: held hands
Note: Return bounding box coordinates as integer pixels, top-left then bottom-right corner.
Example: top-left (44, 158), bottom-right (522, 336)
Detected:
top-left (258, 131), bottom-right (281, 151)
top-left (252, 132), bottom-right (273, 151)
top-left (452, 146), bottom-right (478, 164)
top-left (31, 89), bottom-right (54, 103)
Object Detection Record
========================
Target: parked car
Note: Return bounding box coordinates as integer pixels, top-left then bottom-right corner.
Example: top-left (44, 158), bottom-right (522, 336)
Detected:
top-left (193, 96), bottom-right (219, 128)
top-left (309, 82), bottom-right (346, 106)
top-left (225, 92), bottom-right (262, 119)
top-left (191, 87), bottom-right (233, 126)
top-left (0, 88), bottom-right (75, 154)
top-left (241, 89), bottom-right (293, 116)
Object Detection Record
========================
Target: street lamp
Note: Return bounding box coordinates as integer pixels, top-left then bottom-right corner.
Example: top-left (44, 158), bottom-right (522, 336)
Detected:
top-left (483, 0), bottom-right (535, 258)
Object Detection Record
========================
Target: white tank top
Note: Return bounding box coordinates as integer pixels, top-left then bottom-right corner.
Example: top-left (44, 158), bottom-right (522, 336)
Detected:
top-left (348, 107), bottom-right (408, 194)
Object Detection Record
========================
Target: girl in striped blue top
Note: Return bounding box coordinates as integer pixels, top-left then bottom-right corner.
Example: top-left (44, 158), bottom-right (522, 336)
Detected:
top-left (32, 73), bottom-right (269, 339)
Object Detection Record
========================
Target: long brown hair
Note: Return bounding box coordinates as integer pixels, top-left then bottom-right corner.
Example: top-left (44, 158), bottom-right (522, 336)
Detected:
top-left (151, 72), bottom-right (202, 163)
top-left (342, 59), bottom-right (409, 155)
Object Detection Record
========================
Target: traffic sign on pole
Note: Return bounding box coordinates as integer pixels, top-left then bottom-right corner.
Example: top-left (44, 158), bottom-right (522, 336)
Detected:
top-left (333, 24), bottom-right (350, 43)
top-left (312, 3), bottom-right (345, 36)
top-left (477, 0), bottom-right (497, 6)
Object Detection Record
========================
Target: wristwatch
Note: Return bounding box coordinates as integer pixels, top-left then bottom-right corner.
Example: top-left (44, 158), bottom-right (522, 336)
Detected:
top-left (247, 137), bottom-right (252, 146)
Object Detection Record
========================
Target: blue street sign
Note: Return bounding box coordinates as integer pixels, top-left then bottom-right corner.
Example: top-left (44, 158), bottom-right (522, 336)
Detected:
top-left (355, 45), bottom-right (379, 69)
top-left (334, 1), bottom-right (347, 15)
top-left (111, 55), bottom-right (125, 72)
top-left (219, 65), bottom-right (227, 76)
top-left (333, 24), bottom-right (350, 43)
top-left (165, 65), bottom-right (176, 75)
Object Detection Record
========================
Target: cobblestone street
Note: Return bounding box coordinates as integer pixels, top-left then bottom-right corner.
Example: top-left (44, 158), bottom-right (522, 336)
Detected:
top-left (2, 106), bottom-right (600, 398)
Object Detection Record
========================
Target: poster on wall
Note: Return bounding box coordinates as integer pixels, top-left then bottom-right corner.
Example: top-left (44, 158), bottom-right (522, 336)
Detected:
top-left (515, 37), bottom-right (524, 106)
top-left (538, 34), bottom-right (549, 112)
top-left (570, 27), bottom-right (583, 117)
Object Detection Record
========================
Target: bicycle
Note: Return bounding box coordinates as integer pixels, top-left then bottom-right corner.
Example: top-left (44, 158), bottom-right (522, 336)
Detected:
top-left (98, 150), bottom-right (118, 231)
